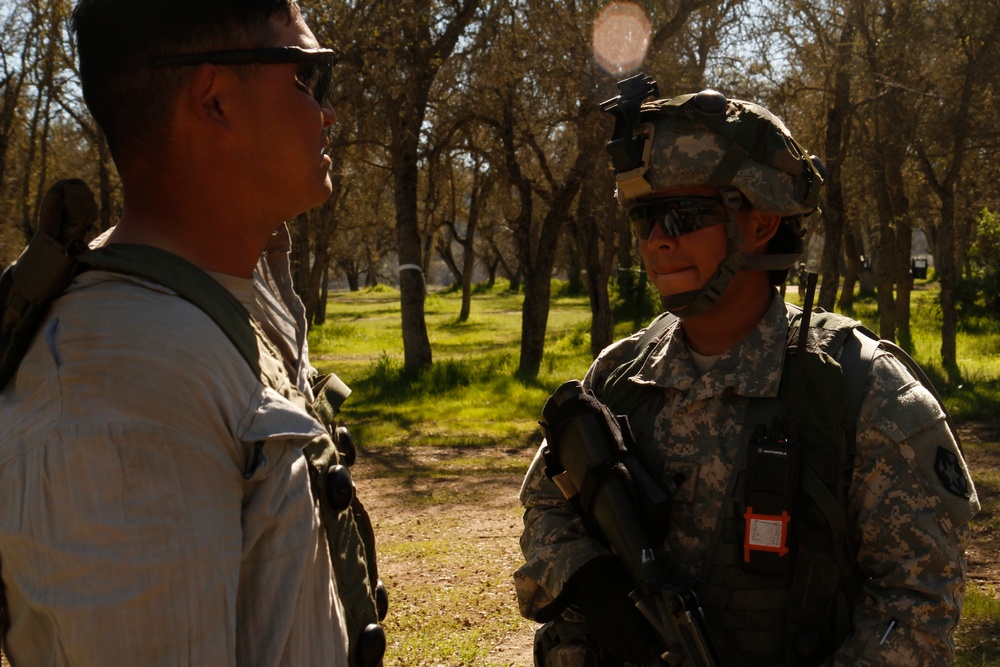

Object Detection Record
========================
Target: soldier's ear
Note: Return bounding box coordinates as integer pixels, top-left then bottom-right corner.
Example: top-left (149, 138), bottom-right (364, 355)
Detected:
top-left (182, 63), bottom-right (236, 132)
top-left (747, 210), bottom-right (781, 253)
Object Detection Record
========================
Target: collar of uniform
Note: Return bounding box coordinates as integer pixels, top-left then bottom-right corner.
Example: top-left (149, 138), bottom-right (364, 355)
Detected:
top-left (632, 292), bottom-right (787, 399)
top-left (208, 270), bottom-right (254, 305)
top-left (706, 293), bottom-right (787, 398)
top-left (630, 317), bottom-right (699, 393)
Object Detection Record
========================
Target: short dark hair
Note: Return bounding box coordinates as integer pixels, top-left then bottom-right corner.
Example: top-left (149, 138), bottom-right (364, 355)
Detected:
top-left (71, 0), bottom-right (298, 167)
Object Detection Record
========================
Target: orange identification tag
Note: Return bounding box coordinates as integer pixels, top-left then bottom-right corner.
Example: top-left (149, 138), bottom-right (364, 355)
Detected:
top-left (743, 507), bottom-right (790, 562)
top-left (743, 429), bottom-right (798, 575)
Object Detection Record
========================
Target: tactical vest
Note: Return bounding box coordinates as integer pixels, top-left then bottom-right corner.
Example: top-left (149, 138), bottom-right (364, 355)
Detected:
top-left (599, 307), bottom-right (882, 667)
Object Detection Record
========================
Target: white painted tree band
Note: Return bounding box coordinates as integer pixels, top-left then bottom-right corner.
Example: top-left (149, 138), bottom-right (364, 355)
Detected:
top-left (398, 264), bottom-right (426, 294)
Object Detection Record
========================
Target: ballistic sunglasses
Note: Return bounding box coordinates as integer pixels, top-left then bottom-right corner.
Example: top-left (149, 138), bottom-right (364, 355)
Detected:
top-left (628, 196), bottom-right (730, 240)
top-left (150, 46), bottom-right (337, 105)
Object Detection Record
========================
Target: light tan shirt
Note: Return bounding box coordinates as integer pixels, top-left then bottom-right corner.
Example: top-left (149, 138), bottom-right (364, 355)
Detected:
top-left (0, 246), bottom-right (348, 665)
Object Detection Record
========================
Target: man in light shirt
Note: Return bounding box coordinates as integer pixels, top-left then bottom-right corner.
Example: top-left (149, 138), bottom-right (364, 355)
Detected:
top-left (0, 1), bottom-right (376, 665)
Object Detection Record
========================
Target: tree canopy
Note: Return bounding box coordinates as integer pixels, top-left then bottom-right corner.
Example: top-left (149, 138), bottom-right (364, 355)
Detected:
top-left (2, 0), bottom-right (998, 378)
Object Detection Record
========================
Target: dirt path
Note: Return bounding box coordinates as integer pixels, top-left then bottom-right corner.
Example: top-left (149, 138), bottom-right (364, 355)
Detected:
top-left (362, 422), bottom-right (1000, 666)
top-left (959, 422), bottom-right (1000, 592)
top-left (359, 468), bottom-right (535, 667)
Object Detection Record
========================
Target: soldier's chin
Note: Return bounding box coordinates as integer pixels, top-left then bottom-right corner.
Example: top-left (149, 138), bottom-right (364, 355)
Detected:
top-left (660, 290), bottom-right (699, 316)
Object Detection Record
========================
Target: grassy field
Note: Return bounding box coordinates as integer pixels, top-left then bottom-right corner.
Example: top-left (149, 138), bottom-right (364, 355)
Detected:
top-left (307, 280), bottom-right (1000, 667)
top-left (309, 279), bottom-right (1000, 460)
top-left (308, 282), bottom-right (601, 452)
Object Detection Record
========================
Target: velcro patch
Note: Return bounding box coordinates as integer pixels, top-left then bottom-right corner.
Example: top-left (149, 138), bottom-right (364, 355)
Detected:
top-left (935, 446), bottom-right (971, 499)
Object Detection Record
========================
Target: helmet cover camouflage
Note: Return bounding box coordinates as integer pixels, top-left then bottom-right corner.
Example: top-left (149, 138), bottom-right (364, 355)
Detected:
top-left (615, 90), bottom-right (823, 217)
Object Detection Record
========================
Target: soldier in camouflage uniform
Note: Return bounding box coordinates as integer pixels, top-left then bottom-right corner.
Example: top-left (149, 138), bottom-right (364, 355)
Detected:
top-left (515, 83), bottom-right (979, 667)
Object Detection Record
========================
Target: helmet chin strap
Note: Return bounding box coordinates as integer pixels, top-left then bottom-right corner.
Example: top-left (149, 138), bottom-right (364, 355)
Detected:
top-left (661, 253), bottom-right (744, 318)
top-left (658, 188), bottom-right (801, 319)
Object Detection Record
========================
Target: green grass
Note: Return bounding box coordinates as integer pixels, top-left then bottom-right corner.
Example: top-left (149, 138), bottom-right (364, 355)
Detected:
top-left (956, 583), bottom-right (1000, 666)
top-left (311, 281), bottom-right (592, 382)
top-left (368, 477), bottom-right (532, 666)
top-left (314, 281), bottom-right (1000, 429)
top-left (311, 282), bottom-right (598, 454)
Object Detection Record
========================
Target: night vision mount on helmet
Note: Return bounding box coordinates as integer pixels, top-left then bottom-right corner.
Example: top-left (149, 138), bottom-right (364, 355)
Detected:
top-left (600, 74), bottom-right (826, 317)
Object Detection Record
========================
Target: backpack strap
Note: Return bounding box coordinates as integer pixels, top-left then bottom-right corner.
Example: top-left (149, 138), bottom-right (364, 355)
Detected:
top-left (78, 244), bottom-right (262, 377)
top-left (635, 311), bottom-right (678, 352)
top-left (835, 323), bottom-right (959, 450)
top-left (599, 311), bottom-right (677, 416)
top-left (81, 243), bottom-right (355, 417)
top-left (836, 325), bottom-right (880, 457)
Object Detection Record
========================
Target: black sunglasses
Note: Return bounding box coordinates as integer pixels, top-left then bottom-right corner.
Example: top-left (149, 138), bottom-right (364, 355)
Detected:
top-left (150, 46), bottom-right (337, 105)
top-left (628, 196), bottom-right (729, 240)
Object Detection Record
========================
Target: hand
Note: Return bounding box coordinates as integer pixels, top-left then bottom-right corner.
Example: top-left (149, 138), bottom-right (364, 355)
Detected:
top-left (567, 557), bottom-right (661, 665)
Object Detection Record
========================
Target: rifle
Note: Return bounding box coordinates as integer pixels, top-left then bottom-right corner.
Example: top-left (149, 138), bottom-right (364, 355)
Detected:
top-left (540, 380), bottom-right (722, 667)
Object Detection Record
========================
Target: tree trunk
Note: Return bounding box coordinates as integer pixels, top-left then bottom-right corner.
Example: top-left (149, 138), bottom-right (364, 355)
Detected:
top-left (818, 20), bottom-right (855, 311)
top-left (299, 178), bottom-right (342, 326)
top-left (19, 76), bottom-right (46, 241)
top-left (97, 132), bottom-right (114, 232)
top-left (938, 191), bottom-right (958, 374)
top-left (0, 12), bottom-right (36, 209)
top-left (874, 224), bottom-right (896, 341)
top-left (872, 198), bottom-right (896, 341)
top-left (381, 0), bottom-right (480, 373)
top-left (870, 135), bottom-right (910, 342)
top-left (485, 250), bottom-right (498, 287)
top-left (292, 211), bottom-right (311, 295)
top-left (571, 167), bottom-right (616, 356)
top-left (519, 262), bottom-right (554, 378)
top-left (437, 227), bottom-right (462, 285)
top-left (838, 230), bottom-right (862, 312)
top-left (344, 263), bottom-right (360, 291)
top-left (459, 215), bottom-right (477, 323)
top-left (517, 152), bottom-right (591, 377)
top-left (315, 264), bottom-right (329, 326)
top-left (393, 118), bottom-right (433, 371)
top-left (893, 222), bottom-right (913, 350)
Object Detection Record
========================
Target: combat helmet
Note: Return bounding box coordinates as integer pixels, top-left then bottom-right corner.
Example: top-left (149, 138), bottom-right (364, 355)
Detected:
top-left (600, 74), bottom-right (824, 317)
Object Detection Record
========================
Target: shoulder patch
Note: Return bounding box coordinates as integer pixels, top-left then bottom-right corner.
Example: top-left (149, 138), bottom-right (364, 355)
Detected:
top-left (935, 446), bottom-right (971, 499)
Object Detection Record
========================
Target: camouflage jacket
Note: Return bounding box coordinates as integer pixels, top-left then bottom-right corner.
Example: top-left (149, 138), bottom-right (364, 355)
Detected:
top-left (515, 295), bottom-right (979, 666)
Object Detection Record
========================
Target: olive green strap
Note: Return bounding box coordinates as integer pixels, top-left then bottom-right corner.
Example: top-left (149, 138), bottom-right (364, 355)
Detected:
top-left (312, 372), bottom-right (352, 427)
top-left (599, 312), bottom-right (676, 416)
top-left (79, 244), bottom-right (261, 376)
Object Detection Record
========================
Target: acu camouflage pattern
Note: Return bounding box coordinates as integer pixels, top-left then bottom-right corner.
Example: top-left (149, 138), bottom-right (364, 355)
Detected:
top-left (515, 296), bottom-right (978, 666)
top-left (618, 93), bottom-right (822, 218)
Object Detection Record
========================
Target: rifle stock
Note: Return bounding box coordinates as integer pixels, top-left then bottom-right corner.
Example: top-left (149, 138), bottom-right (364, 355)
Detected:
top-left (541, 379), bottom-right (722, 667)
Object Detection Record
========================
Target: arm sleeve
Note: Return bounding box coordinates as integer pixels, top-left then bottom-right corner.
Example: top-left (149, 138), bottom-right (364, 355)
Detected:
top-left (513, 443), bottom-right (611, 620)
top-left (513, 334), bottom-right (658, 621)
top-left (830, 353), bottom-right (979, 666)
